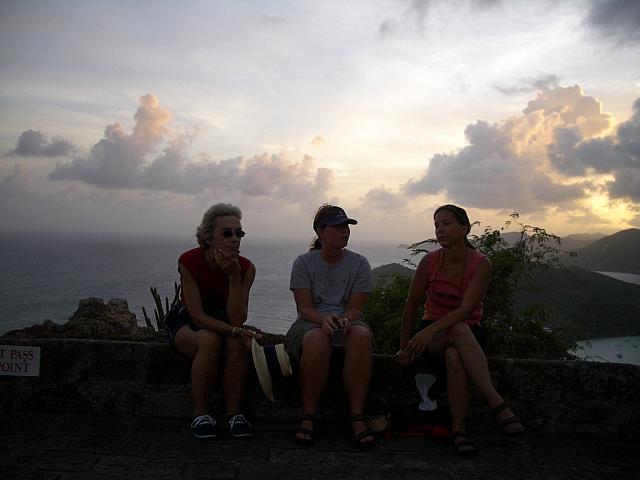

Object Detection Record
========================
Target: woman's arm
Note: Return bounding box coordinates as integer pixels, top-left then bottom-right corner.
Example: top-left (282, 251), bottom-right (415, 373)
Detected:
top-left (400, 255), bottom-right (429, 350)
top-left (406, 257), bottom-right (492, 355)
top-left (293, 289), bottom-right (342, 335)
top-left (343, 292), bottom-right (368, 325)
top-left (179, 262), bottom-right (256, 337)
top-left (292, 288), bottom-right (369, 336)
top-left (225, 261), bottom-right (256, 327)
top-left (395, 255), bottom-right (429, 365)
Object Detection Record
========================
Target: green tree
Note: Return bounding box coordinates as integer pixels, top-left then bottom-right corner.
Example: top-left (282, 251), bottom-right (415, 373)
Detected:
top-left (364, 213), bottom-right (575, 359)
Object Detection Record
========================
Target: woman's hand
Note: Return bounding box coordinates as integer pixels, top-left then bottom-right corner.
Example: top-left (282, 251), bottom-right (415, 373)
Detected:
top-left (213, 248), bottom-right (241, 277)
top-left (339, 314), bottom-right (352, 334)
top-left (320, 314), bottom-right (342, 335)
top-left (231, 326), bottom-right (262, 339)
top-left (395, 349), bottom-right (415, 366)
top-left (405, 327), bottom-right (435, 356)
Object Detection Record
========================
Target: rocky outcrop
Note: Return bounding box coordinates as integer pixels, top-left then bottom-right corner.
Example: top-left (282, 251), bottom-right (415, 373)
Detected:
top-left (2, 298), bottom-right (162, 341)
top-left (2, 297), bottom-right (281, 344)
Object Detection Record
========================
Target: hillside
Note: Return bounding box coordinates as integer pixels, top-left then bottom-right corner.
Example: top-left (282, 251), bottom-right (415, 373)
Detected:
top-left (371, 263), bottom-right (640, 342)
top-left (371, 262), bottom-right (414, 287)
top-left (513, 266), bottom-right (640, 341)
top-left (562, 229), bottom-right (640, 274)
top-left (480, 231), bottom-right (603, 252)
top-left (558, 232), bottom-right (605, 252)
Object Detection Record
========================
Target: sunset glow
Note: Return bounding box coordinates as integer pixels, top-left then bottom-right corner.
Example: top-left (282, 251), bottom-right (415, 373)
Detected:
top-left (0, 0), bottom-right (638, 243)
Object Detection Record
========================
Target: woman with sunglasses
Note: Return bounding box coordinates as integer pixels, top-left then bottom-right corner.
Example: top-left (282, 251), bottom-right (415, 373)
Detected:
top-left (397, 204), bottom-right (524, 457)
top-left (167, 203), bottom-right (259, 440)
top-left (286, 204), bottom-right (375, 450)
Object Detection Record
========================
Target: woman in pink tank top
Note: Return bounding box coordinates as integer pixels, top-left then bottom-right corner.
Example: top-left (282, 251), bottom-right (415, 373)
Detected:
top-left (396, 204), bottom-right (524, 456)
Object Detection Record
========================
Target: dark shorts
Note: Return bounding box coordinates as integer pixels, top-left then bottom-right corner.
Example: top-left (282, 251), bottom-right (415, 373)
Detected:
top-left (165, 305), bottom-right (196, 346)
top-left (166, 300), bottom-right (230, 346)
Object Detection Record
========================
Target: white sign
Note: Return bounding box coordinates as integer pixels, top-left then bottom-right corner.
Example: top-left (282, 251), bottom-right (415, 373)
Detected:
top-left (0, 345), bottom-right (41, 377)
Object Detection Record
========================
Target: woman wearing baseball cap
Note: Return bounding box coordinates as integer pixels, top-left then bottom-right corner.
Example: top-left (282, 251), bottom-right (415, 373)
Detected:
top-left (285, 204), bottom-right (376, 450)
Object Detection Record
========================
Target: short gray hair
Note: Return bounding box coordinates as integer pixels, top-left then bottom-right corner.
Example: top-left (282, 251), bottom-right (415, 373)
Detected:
top-left (196, 203), bottom-right (242, 247)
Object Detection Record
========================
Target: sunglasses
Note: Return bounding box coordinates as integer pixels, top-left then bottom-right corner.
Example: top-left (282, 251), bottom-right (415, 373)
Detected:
top-left (221, 228), bottom-right (246, 238)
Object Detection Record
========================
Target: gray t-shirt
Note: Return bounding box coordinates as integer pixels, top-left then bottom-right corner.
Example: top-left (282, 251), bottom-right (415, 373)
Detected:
top-left (289, 249), bottom-right (372, 318)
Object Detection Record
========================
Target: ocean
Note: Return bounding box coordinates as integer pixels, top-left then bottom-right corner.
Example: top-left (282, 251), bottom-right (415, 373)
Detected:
top-left (0, 231), bottom-right (412, 336)
top-left (2, 232), bottom-right (638, 366)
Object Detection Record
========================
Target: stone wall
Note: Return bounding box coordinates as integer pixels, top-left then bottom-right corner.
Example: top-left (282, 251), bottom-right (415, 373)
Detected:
top-left (1, 338), bottom-right (638, 439)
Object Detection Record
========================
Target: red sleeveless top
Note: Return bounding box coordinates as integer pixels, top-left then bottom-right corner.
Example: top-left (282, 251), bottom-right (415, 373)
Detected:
top-left (423, 248), bottom-right (486, 326)
top-left (178, 247), bottom-right (251, 311)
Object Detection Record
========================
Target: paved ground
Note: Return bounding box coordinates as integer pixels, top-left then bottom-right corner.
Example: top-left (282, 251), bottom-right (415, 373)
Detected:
top-left (0, 413), bottom-right (638, 480)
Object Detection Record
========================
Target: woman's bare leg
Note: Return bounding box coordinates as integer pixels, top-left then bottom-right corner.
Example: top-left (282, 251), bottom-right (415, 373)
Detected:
top-left (343, 325), bottom-right (373, 442)
top-left (297, 329), bottom-right (332, 441)
top-left (444, 346), bottom-right (470, 434)
top-left (175, 328), bottom-right (221, 416)
top-left (223, 336), bottom-right (249, 415)
top-left (429, 323), bottom-right (518, 425)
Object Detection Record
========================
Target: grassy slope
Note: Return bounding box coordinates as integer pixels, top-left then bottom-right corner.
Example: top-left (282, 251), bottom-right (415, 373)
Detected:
top-left (562, 229), bottom-right (640, 274)
top-left (514, 266), bottom-right (640, 341)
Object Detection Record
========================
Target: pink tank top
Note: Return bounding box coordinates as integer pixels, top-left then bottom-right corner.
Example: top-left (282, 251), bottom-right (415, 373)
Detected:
top-left (423, 248), bottom-right (486, 325)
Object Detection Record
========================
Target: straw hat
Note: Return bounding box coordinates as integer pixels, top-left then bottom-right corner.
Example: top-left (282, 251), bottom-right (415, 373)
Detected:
top-left (364, 393), bottom-right (391, 432)
top-left (251, 338), bottom-right (293, 402)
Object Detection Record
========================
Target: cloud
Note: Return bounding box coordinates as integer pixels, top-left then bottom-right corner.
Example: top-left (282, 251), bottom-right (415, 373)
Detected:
top-left (7, 129), bottom-right (75, 158)
top-left (470, 0), bottom-right (501, 9)
top-left (364, 85), bottom-right (632, 212)
top-left (565, 209), bottom-right (613, 229)
top-left (493, 74), bottom-right (560, 95)
top-left (523, 85), bottom-right (613, 138)
top-left (584, 0), bottom-right (640, 44)
top-left (379, 0), bottom-right (500, 38)
top-left (403, 118), bottom-right (586, 212)
top-left (549, 97), bottom-right (640, 201)
top-left (46, 94), bottom-right (334, 206)
top-left (378, 19), bottom-right (394, 38)
top-left (379, 0), bottom-right (434, 38)
top-left (0, 164), bottom-right (30, 200)
top-left (406, 0), bottom-right (432, 28)
top-left (49, 94), bottom-right (171, 188)
top-left (361, 185), bottom-right (407, 210)
top-left (311, 136), bottom-right (326, 147)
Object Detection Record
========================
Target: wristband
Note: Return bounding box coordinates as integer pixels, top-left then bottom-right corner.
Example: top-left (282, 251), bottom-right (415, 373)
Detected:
top-left (231, 327), bottom-right (238, 336)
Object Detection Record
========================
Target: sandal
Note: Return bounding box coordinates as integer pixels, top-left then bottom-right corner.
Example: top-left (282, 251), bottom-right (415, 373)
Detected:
top-left (452, 431), bottom-right (477, 457)
top-left (492, 402), bottom-right (525, 435)
top-left (295, 413), bottom-right (316, 446)
top-left (349, 414), bottom-right (376, 451)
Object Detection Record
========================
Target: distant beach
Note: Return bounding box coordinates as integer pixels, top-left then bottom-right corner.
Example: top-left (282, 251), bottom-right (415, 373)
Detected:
top-left (569, 272), bottom-right (640, 366)
top-left (571, 336), bottom-right (640, 366)
top-left (596, 271), bottom-right (640, 285)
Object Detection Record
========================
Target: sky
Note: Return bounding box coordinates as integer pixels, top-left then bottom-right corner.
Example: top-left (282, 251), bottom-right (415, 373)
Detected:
top-left (1, 0), bottom-right (639, 244)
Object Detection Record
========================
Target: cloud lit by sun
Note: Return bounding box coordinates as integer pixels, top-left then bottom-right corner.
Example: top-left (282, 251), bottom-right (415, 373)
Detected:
top-left (0, 0), bottom-right (638, 241)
